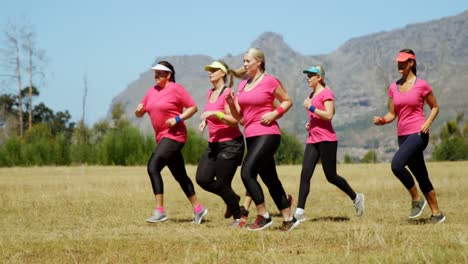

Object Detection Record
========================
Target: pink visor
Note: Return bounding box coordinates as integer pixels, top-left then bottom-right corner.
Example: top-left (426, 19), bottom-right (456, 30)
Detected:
top-left (394, 52), bottom-right (416, 62)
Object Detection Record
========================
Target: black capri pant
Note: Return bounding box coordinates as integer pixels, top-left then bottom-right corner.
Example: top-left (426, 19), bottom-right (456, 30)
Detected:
top-left (297, 141), bottom-right (356, 209)
top-left (147, 137), bottom-right (196, 198)
top-left (196, 136), bottom-right (245, 219)
top-left (241, 134), bottom-right (289, 211)
top-left (391, 132), bottom-right (433, 193)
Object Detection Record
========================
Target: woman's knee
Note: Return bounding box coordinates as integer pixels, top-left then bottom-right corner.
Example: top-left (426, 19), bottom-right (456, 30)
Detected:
top-left (391, 158), bottom-right (406, 175)
top-left (241, 166), bottom-right (256, 183)
top-left (147, 166), bottom-right (159, 179)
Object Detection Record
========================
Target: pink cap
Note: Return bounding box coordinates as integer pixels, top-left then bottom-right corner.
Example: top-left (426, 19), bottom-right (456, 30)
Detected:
top-left (394, 52), bottom-right (416, 62)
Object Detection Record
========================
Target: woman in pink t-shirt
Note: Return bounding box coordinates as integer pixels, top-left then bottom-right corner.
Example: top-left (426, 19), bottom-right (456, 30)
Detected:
top-left (373, 49), bottom-right (445, 224)
top-left (226, 48), bottom-right (299, 231)
top-left (135, 61), bottom-right (208, 224)
top-left (293, 66), bottom-right (364, 222)
top-left (195, 60), bottom-right (245, 228)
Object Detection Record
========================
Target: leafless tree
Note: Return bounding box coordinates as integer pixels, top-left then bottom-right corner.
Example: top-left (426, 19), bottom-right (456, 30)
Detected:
top-left (1, 20), bottom-right (46, 136)
top-left (82, 74), bottom-right (88, 122)
top-left (22, 24), bottom-right (46, 130)
top-left (2, 22), bottom-right (24, 137)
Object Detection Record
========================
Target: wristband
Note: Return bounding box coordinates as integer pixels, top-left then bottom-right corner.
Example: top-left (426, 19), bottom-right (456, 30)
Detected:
top-left (309, 105), bottom-right (316, 113)
top-left (379, 117), bottom-right (386, 124)
top-left (175, 115), bottom-right (182, 123)
top-left (215, 111), bottom-right (224, 120)
top-left (276, 106), bottom-right (285, 116)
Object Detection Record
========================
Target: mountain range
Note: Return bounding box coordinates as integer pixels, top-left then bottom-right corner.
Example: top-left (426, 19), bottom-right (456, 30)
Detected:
top-left (109, 10), bottom-right (468, 161)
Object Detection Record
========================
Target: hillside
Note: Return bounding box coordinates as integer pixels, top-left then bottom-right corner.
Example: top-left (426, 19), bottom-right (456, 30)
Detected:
top-left (109, 10), bottom-right (468, 161)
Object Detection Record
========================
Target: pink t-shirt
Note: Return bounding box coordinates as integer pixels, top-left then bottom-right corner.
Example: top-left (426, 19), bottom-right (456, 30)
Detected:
top-left (203, 87), bottom-right (242, 142)
top-left (306, 87), bottom-right (338, 144)
top-left (237, 75), bottom-right (281, 138)
top-left (141, 82), bottom-right (196, 143)
top-left (388, 78), bottom-right (432, 136)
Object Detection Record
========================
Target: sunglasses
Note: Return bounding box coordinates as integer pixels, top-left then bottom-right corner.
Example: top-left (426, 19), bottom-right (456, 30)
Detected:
top-left (155, 70), bottom-right (169, 77)
top-left (208, 68), bottom-right (221, 73)
top-left (307, 73), bottom-right (318, 79)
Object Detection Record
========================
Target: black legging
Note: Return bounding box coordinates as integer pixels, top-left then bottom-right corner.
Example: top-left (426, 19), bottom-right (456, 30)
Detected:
top-left (196, 136), bottom-right (244, 219)
top-left (297, 141), bottom-right (357, 209)
top-left (242, 134), bottom-right (289, 211)
top-left (147, 137), bottom-right (196, 197)
top-left (391, 132), bottom-right (433, 193)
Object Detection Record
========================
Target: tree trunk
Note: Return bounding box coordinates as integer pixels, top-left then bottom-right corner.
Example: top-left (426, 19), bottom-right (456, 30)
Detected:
top-left (15, 42), bottom-right (23, 137)
top-left (28, 48), bottom-right (33, 130)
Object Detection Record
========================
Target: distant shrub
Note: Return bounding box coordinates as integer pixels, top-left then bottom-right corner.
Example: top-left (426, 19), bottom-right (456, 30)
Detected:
top-left (361, 149), bottom-right (378, 163)
top-left (0, 136), bottom-right (22, 166)
top-left (182, 129), bottom-right (207, 164)
top-left (432, 112), bottom-right (468, 161)
top-left (275, 132), bottom-right (304, 165)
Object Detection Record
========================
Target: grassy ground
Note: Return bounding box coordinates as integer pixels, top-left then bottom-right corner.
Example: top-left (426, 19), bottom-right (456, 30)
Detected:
top-left (0, 162), bottom-right (467, 263)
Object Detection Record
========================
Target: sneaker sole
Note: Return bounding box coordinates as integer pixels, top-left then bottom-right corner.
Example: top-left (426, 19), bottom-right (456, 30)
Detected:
top-left (434, 216), bottom-right (446, 224)
top-left (193, 209), bottom-right (208, 224)
top-left (408, 199), bottom-right (427, 219)
top-left (296, 217), bottom-right (307, 222)
top-left (288, 220), bottom-right (301, 231)
top-left (247, 220), bottom-right (273, 231)
top-left (146, 216), bottom-right (168, 223)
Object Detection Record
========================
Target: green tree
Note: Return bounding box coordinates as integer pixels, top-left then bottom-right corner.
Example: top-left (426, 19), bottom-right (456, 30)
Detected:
top-left (0, 136), bottom-right (22, 166)
top-left (361, 149), bottom-right (378, 163)
top-left (111, 102), bottom-right (130, 129)
top-left (275, 132), bottom-right (303, 165)
top-left (343, 153), bottom-right (354, 164)
top-left (22, 123), bottom-right (54, 165)
top-left (432, 112), bottom-right (468, 161)
top-left (70, 121), bottom-right (93, 164)
top-left (182, 129), bottom-right (207, 164)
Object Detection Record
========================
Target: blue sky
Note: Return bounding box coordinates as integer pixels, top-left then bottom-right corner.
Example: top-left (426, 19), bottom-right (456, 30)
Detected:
top-left (1, 0), bottom-right (466, 125)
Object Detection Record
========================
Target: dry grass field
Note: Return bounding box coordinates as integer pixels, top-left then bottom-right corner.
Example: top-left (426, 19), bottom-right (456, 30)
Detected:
top-left (0, 162), bottom-right (467, 263)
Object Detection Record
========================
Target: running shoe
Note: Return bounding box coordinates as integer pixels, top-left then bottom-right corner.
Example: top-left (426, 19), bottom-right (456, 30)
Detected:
top-left (280, 216), bottom-right (300, 231)
top-left (354, 193), bottom-right (365, 217)
top-left (429, 213), bottom-right (446, 224)
top-left (294, 213), bottom-right (307, 222)
top-left (146, 210), bottom-right (167, 223)
top-left (193, 208), bottom-right (208, 224)
top-left (248, 215), bottom-right (273, 231)
top-left (229, 218), bottom-right (247, 229)
top-left (408, 198), bottom-right (427, 219)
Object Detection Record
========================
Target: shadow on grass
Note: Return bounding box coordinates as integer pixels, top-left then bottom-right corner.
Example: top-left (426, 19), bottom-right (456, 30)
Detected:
top-left (406, 218), bottom-right (430, 225)
top-left (309, 216), bottom-right (350, 222)
top-left (146, 218), bottom-right (212, 224)
top-left (270, 214), bottom-right (351, 222)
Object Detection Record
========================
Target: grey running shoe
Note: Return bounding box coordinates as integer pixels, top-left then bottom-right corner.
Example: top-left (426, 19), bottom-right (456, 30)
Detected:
top-left (248, 215), bottom-right (273, 231)
top-left (229, 218), bottom-right (247, 229)
top-left (294, 213), bottom-right (307, 222)
top-left (408, 199), bottom-right (427, 219)
top-left (354, 193), bottom-right (365, 217)
top-left (146, 210), bottom-right (167, 223)
top-left (429, 213), bottom-right (446, 224)
top-left (193, 208), bottom-right (208, 224)
top-left (280, 217), bottom-right (300, 231)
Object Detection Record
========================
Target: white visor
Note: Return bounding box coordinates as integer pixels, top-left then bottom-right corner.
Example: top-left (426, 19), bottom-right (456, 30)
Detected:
top-left (151, 64), bottom-right (172, 72)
